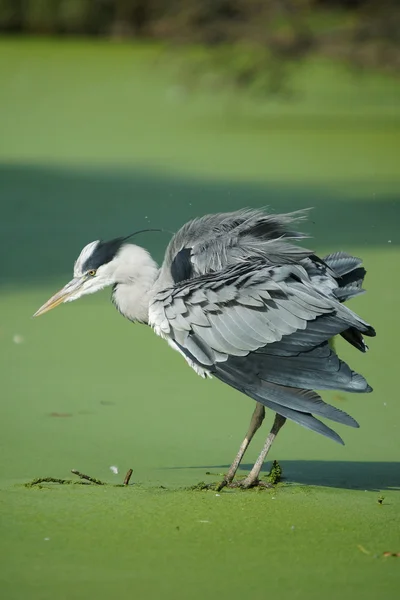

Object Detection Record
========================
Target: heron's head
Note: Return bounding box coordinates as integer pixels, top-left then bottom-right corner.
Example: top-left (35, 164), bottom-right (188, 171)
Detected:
top-left (33, 237), bottom-right (157, 317)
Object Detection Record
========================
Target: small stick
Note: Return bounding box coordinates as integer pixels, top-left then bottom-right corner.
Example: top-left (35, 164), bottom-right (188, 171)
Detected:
top-left (71, 469), bottom-right (104, 485)
top-left (123, 469), bottom-right (133, 486)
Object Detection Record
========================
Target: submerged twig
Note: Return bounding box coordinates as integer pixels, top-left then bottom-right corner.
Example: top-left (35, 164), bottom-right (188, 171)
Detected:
top-left (25, 477), bottom-right (71, 487)
top-left (71, 469), bottom-right (105, 485)
top-left (25, 469), bottom-right (136, 489)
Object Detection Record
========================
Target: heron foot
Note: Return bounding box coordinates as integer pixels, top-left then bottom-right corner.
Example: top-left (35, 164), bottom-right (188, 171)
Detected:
top-left (191, 477), bottom-right (274, 491)
top-left (211, 476), bottom-right (274, 490)
top-left (228, 477), bottom-right (274, 490)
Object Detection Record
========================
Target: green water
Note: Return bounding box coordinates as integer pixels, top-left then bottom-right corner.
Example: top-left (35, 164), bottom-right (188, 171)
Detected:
top-left (1, 39), bottom-right (399, 599)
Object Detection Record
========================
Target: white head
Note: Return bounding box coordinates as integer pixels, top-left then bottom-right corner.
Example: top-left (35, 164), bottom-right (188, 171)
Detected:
top-left (33, 237), bottom-right (158, 318)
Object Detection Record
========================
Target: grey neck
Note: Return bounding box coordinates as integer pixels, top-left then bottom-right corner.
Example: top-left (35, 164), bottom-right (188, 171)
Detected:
top-left (112, 282), bottom-right (153, 323)
top-left (110, 244), bottom-right (159, 323)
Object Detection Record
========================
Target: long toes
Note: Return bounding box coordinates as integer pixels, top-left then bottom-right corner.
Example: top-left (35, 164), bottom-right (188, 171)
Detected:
top-left (241, 478), bottom-right (258, 489)
top-left (227, 478), bottom-right (273, 489)
top-left (226, 479), bottom-right (256, 489)
top-left (255, 480), bottom-right (274, 489)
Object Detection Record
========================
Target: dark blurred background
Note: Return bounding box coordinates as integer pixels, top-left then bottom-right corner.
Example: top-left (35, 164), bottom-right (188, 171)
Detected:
top-left (1, 2), bottom-right (399, 91)
top-left (1, 1), bottom-right (399, 72)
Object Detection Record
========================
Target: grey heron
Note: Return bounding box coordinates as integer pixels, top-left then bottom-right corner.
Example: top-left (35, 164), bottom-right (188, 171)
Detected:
top-left (34, 209), bottom-right (375, 488)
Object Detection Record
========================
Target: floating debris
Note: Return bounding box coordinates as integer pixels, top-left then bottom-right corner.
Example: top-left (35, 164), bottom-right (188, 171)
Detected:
top-left (110, 466), bottom-right (119, 475)
top-left (25, 468), bottom-right (135, 489)
top-left (71, 469), bottom-right (104, 485)
top-left (49, 412), bottom-right (73, 418)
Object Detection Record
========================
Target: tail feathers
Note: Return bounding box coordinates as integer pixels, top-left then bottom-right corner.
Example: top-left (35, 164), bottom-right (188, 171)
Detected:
top-left (323, 252), bottom-right (363, 277)
top-left (336, 266), bottom-right (366, 287)
top-left (334, 268), bottom-right (366, 302)
top-left (258, 399), bottom-right (345, 445)
top-left (341, 328), bottom-right (369, 353)
top-left (350, 373), bottom-right (373, 393)
top-left (322, 251), bottom-right (376, 350)
top-left (252, 343), bottom-right (372, 393)
top-left (248, 381), bottom-right (359, 428)
top-left (323, 252), bottom-right (367, 302)
top-left (335, 284), bottom-right (366, 302)
top-left (214, 366), bottom-right (347, 444)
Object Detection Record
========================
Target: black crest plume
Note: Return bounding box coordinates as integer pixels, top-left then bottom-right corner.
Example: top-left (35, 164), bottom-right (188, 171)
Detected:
top-left (81, 228), bottom-right (171, 272)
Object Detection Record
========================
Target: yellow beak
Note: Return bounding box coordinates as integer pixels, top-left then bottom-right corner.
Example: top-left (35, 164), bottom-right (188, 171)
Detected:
top-left (33, 277), bottom-right (85, 317)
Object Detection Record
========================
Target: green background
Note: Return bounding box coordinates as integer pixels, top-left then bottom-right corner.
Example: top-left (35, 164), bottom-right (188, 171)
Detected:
top-left (1, 39), bottom-right (399, 599)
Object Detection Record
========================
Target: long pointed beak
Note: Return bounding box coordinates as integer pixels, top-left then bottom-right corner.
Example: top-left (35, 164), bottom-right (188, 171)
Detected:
top-left (33, 277), bottom-right (86, 317)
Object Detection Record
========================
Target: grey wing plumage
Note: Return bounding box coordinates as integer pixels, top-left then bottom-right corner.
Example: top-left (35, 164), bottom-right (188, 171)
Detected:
top-left (160, 208), bottom-right (314, 286)
top-left (149, 256), bottom-right (375, 445)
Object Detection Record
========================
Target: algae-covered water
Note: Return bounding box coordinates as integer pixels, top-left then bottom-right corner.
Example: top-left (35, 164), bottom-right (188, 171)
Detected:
top-left (1, 39), bottom-right (399, 599)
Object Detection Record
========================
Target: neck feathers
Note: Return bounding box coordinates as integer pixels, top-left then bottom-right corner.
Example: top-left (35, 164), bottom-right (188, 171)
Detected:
top-left (112, 245), bottom-right (158, 323)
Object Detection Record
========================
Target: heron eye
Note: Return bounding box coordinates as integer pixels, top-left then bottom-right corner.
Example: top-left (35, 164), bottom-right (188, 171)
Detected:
top-left (87, 270), bottom-right (96, 277)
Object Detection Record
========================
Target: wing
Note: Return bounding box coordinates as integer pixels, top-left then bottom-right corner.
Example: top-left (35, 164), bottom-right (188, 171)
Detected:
top-left (160, 208), bottom-right (314, 286)
top-left (149, 261), bottom-right (374, 443)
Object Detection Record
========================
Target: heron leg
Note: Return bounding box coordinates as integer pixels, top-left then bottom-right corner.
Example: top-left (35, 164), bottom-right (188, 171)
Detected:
top-left (237, 413), bottom-right (286, 489)
top-left (217, 403), bottom-right (265, 490)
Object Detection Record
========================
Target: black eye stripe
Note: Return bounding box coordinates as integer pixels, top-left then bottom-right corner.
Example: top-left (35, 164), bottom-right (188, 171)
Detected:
top-left (81, 238), bottom-right (126, 272)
